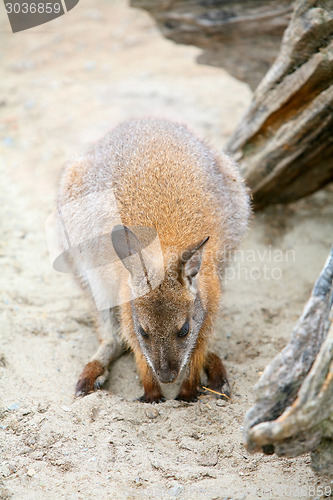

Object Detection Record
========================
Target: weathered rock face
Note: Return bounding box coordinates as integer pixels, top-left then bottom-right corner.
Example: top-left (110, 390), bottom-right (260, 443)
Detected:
top-left (131, 0), bottom-right (292, 89)
top-left (226, 0), bottom-right (333, 209)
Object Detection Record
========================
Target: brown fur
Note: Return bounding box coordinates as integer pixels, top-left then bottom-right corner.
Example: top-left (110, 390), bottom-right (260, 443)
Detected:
top-left (134, 352), bottom-right (165, 403)
top-left (75, 360), bottom-right (104, 396)
top-left (57, 119), bottom-right (250, 401)
top-left (204, 351), bottom-right (230, 397)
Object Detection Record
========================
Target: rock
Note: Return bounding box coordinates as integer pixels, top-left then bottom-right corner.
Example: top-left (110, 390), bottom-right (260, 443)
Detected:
top-left (145, 407), bottom-right (159, 419)
top-left (90, 406), bottom-right (100, 422)
top-left (216, 400), bottom-right (227, 407)
top-left (61, 406), bottom-right (71, 412)
top-left (37, 402), bottom-right (49, 413)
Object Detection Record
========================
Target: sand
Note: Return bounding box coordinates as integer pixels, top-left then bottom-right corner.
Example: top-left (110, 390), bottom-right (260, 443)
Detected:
top-left (1, 1), bottom-right (333, 498)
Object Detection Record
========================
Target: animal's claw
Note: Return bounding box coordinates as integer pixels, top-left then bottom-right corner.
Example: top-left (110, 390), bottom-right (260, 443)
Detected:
top-left (136, 394), bottom-right (166, 404)
top-left (75, 378), bottom-right (94, 398)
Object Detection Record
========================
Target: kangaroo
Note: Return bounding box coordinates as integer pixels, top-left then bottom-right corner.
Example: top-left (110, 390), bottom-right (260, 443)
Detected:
top-left (56, 119), bottom-right (250, 402)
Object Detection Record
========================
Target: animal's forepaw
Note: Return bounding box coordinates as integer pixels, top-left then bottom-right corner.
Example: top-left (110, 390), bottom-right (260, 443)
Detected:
top-left (220, 380), bottom-right (231, 399)
top-left (205, 379), bottom-right (231, 400)
top-left (175, 387), bottom-right (200, 402)
top-left (74, 360), bottom-right (105, 398)
top-left (75, 377), bottom-right (94, 398)
top-left (175, 394), bottom-right (198, 403)
top-left (94, 369), bottom-right (109, 390)
top-left (204, 351), bottom-right (231, 400)
top-left (136, 392), bottom-right (166, 404)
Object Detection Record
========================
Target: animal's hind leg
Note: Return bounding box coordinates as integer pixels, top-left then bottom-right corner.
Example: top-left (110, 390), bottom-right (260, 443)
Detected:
top-left (75, 307), bottom-right (125, 397)
top-left (204, 351), bottom-right (231, 398)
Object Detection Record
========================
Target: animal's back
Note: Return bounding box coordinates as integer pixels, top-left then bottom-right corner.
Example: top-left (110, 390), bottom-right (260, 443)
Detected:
top-left (59, 119), bottom-right (249, 260)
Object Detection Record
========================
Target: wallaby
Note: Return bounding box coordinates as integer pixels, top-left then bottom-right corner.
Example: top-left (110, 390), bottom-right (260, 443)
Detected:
top-left (56, 119), bottom-right (250, 402)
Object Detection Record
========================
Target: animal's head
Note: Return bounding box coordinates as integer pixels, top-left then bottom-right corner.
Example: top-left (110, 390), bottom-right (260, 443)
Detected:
top-left (111, 225), bottom-right (209, 384)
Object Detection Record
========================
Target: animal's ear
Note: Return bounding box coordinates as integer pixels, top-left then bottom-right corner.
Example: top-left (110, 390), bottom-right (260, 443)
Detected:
top-left (181, 236), bottom-right (209, 280)
top-left (111, 224), bottom-right (144, 276)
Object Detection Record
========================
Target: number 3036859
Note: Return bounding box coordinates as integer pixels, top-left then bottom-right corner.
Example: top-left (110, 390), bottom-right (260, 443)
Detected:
top-left (5, 3), bottom-right (62, 14)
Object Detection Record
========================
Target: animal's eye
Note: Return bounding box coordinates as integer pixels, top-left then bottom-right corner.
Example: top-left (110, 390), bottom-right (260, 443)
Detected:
top-left (178, 321), bottom-right (189, 338)
top-left (139, 326), bottom-right (149, 338)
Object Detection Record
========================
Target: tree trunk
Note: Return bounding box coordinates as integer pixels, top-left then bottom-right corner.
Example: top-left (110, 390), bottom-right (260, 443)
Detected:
top-left (227, 0), bottom-right (333, 209)
top-left (132, 0), bottom-right (333, 209)
top-left (244, 247), bottom-right (333, 474)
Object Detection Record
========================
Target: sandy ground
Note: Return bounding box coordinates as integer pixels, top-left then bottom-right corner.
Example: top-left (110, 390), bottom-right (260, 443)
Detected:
top-left (1, 1), bottom-right (333, 499)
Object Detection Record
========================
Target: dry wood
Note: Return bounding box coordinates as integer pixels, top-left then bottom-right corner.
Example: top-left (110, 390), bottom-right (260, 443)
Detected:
top-left (244, 246), bottom-right (333, 474)
top-left (131, 0), bottom-right (333, 208)
top-left (227, 0), bottom-right (333, 208)
top-left (130, 0), bottom-right (291, 89)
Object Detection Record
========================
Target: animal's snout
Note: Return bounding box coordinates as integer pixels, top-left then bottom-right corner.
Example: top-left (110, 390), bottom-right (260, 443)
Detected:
top-left (157, 368), bottom-right (177, 384)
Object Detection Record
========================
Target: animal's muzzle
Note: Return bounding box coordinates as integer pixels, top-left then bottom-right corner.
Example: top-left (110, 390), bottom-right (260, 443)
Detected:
top-left (157, 368), bottom-right (177, 384)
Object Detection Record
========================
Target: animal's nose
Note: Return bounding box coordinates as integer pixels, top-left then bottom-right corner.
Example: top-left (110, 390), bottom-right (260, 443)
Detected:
top-left (157, 368), bottom-right (177, 384)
